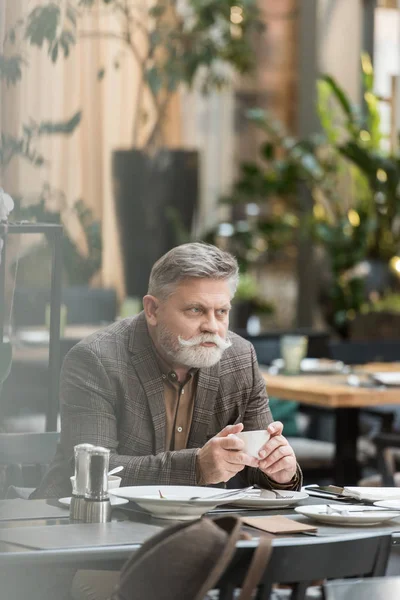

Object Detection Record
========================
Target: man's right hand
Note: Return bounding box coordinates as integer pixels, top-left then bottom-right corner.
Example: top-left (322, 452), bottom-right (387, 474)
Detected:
top-left (196, 423), bottom-right (259, 485)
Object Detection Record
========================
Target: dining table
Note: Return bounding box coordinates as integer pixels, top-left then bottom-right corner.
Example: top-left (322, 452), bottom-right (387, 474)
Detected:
top-left (262, 363), bottom-right (400, 485)
top-left (1, 494), bottom-right (400, 572)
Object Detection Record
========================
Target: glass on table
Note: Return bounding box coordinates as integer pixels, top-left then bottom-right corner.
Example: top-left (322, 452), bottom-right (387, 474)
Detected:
top-left (280, 335), bottom-right (308, 375)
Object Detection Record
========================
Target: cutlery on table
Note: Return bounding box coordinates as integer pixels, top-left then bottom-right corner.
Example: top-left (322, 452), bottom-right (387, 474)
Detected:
top-left (157, 488), bottom-right (256, 501)
top-left (325, 504), bottom-right (400, 515)
top-left (254, 486), bottom-right (294, 500)
top-left (188, 486), bottom-right (256, 502)
top-left (270, 489), bottom-right (294, 499)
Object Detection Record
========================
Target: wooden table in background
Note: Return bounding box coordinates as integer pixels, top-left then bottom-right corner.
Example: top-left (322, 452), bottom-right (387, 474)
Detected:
top-left (263, 364), bottom-right (400, 485)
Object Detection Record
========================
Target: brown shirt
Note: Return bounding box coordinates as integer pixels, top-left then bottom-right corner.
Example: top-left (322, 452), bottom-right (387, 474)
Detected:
top-left (155, 352), bottom-right (198, 451)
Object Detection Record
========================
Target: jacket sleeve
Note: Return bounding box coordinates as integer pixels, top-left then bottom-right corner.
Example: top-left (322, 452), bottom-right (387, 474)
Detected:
top-left (240, 344), bottom-right (303, 491)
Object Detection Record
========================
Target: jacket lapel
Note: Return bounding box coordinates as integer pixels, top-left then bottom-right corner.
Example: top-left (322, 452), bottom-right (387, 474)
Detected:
top-left (187, 362), bottom-right (220, 449)
top-left (128, 313), bottom-right (166, 454)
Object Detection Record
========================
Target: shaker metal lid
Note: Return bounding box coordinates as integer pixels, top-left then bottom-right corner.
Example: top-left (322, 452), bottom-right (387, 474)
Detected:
top-left (87, 445), bottom-right (110, 455)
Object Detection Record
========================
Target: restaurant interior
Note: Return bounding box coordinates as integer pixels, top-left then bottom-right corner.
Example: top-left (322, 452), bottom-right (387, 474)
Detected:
top-left (2, 0), bottom-right (400, 598)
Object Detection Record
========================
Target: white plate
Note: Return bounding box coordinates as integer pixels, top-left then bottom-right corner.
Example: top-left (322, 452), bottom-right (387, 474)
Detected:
top-left (109, 486), bottom-right (248, 520)
top-left (371, 372), bottom-right (400, 387)
top-left (374, 500), bottom-right (400, 511)
top-left (295, 504), bottom-right (400, 526)
top-left (58, 496), bottom-right (129, 507)
top-left (230, 489), bottom-right (308, 508)
top-left (271, 358), bottom-right (344, 374)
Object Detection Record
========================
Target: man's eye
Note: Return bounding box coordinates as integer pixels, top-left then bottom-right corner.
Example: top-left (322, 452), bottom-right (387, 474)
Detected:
top-left (188, 307), bottom-right (200, 314)
top-left (217, 309), bottom-right (229, 316)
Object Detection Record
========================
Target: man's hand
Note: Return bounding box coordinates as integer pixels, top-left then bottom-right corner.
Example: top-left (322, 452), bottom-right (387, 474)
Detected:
top-left (257, 421), bottom-right (297, 484)
top-left (196, 423), bottom-right (259, 485)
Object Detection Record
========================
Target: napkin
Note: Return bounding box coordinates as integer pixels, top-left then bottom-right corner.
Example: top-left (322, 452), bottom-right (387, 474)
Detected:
top-left (242, 516), bottom-right (317, 534)
top-left (343, 487), bottom-right (400, 503)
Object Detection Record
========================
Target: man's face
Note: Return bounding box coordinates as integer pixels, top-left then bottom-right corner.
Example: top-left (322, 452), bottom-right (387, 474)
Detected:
top-left (150, 278), bottom-right (232, 368)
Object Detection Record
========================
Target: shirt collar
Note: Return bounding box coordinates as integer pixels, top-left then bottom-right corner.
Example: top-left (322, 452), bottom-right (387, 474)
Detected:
top-left (152, 344), bottom-right (197, 384)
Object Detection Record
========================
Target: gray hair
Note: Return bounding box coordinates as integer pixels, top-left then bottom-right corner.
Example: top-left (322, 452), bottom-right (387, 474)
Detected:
top-left (148, 243), bottom-right (239, 299)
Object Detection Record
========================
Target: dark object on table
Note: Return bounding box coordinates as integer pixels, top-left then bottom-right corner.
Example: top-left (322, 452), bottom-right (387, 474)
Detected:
top-left (324, 577), bottom-right (400, 600)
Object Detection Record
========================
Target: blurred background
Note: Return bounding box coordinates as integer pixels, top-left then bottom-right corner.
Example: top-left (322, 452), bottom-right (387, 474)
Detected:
top-left (1, 0), bottom-right (400, 489)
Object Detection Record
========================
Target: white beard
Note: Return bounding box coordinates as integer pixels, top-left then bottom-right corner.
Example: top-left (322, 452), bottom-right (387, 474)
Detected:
top-left (157, 326), bottom-right (232, 368)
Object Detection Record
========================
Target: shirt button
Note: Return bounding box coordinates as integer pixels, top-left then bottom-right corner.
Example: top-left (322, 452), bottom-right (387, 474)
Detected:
top-left (177, 426), bottom-right (183, 433)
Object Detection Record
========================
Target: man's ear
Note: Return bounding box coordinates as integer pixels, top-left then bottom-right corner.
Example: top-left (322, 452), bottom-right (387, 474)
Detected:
top-left (143, 295), bottom-right (159, 326)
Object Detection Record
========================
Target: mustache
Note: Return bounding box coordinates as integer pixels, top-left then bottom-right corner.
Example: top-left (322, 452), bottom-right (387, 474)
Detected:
top-left (178, 334), bottom-right (232, 351)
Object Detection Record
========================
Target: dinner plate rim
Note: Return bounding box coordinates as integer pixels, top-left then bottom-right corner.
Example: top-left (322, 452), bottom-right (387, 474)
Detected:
top-left (374, 500), bottom-right (400, 510)
top-left (294, 504), bottom-right (400, 524)
top-left (108, 485), bottom-right (244, 506)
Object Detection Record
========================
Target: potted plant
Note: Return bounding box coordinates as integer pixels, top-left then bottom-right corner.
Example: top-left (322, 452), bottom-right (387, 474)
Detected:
top-left (230, 272), bottom-right (275, 331)
top-left (13, 0), bottom-right (264, 296)
top-left (216, 54), bottom-right (400, 337)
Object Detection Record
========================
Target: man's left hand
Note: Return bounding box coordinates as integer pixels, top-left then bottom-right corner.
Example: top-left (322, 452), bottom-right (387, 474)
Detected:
top-left (257, 421), bottom-right (297, 484)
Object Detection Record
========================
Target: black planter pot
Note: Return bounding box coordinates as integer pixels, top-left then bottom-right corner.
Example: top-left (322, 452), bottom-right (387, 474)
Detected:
top-left (112, 148), bottom-right (199, 298)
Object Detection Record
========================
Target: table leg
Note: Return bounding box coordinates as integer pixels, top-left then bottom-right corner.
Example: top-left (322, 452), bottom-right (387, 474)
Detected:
top-left (334, 407), bottom-right (360, 486)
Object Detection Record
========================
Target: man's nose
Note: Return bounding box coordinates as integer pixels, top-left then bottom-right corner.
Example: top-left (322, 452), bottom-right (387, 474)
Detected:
top-left (200, 313), bottom-right (218, 333)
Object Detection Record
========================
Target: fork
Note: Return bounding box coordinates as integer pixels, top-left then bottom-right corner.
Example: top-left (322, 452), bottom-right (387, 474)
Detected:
top-left (271, 489), bottom-right (294, 499)
top-left (189, 486), bottom-right (255, 502)
top-left (254, 486), bottom-right (294, 499)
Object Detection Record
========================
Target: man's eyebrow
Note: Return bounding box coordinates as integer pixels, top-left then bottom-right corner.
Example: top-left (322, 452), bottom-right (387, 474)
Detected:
top-left (184, 302), bottom-right (232, 310)
top-left (184, 302), bottom-right (206, 309)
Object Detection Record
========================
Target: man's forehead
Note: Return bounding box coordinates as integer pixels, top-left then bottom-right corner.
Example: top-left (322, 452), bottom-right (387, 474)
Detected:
top-left (168, 278), bottom-right (232, 303)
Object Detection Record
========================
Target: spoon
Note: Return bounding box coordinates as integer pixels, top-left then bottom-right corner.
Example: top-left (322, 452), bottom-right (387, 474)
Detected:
top-left (108, 466), bottom-right (124, 476)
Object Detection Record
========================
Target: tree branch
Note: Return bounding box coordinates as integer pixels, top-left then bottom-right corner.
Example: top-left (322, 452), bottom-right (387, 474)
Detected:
top-left (78, 31), bottom-right (128, 44)
top-left (144, 92), bottom-right (172, 151)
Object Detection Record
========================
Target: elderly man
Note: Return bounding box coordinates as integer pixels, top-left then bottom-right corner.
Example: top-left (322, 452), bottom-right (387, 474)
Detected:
top-left (35, 242), bottom-right (301, 498)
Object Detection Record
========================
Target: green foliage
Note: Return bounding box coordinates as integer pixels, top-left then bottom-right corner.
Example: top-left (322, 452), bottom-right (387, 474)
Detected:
top-left (235, 273), bottom-right (275, 315)
top-left (24, 4), bottom-right (77, 61)
top-left (0, 112), bottom-right (81, 170)
top-left (366, 291), bottom-right (400, 314)
top-left (217, 55), bottom-right (400, 333)
top-left (14, 186), bottom-right (102, 286)
top-left (7, 0), bottom-right (263, 149)
top-left (0, 54), bottom-right (25, 85)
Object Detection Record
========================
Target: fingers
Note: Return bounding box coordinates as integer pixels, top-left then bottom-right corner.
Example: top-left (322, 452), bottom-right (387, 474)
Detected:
top-left (258, 434), bottom-right (288, 460)
top-left (219, 434), bottom-right (244, 451)
top-left (225, 451), bottom-right (259, 469)
top-left (267, 421), bottom-right (283, 437)
top-left (216, 423), bottom-right (244, 438)
top-left (258, 445), bottom-right (295, 473)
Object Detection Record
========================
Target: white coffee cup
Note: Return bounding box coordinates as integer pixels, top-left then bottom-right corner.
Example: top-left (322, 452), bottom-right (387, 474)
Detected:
top-left (70, 474), bottom-right (122, 492)
top-left (236, 430), bottom-right (270, 458)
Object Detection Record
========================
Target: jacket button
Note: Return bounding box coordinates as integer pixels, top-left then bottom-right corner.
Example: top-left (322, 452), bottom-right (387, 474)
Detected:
top-left (177, 426), bottom-right (183, 433)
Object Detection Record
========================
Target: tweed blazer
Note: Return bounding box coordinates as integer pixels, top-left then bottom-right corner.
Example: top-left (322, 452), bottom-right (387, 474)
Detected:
top-left (34, 313), bottom-right (301, 498)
